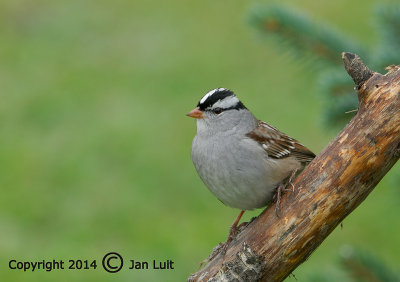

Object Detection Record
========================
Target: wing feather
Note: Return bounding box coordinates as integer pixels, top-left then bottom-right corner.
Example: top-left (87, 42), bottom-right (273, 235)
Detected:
top-left (246, 121), bottom-right (315, 163)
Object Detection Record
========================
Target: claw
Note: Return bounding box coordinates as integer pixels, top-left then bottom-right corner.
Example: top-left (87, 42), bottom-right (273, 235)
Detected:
top-left (275, 169), bottom-right (299, 217)
top-left (287, 168), bottom-right (299, 192)
top-left (275, 183), bottom-right (283, 217)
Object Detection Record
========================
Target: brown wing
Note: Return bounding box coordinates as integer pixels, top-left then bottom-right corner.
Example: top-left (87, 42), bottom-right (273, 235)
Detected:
top-left (246, 121), bottom-right (315, 163)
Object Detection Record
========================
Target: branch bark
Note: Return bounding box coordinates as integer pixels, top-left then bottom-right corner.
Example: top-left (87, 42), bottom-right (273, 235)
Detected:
top-left (188, 52), bottom-right (400, 282)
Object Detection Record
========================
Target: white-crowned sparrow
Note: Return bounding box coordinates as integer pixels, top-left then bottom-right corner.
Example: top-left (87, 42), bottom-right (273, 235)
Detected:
top-left (187, 88), bottom-right (315, 249)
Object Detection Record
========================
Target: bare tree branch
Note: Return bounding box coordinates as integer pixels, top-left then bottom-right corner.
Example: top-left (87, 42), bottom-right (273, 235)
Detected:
top-left (188, 52), bottom-right (400, 282)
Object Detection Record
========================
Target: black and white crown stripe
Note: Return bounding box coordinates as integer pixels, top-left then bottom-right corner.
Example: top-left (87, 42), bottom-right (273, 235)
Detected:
top-left (199, 88), bottom-right (227, 104)
top-left (197, 88), bottom-right (246, 111)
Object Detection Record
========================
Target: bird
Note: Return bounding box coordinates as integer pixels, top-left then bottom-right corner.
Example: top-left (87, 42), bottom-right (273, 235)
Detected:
top-left (187, 88), bottom-right (315, 251)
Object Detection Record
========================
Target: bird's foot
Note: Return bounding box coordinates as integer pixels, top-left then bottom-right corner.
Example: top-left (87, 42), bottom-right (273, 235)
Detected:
top-left (275, 169), bottom-right (299, 217)
top-left (286, 168), bottom-right (299, 192)
top-left (275, 183), bottom-right (284, 217)
top-left (220, 220), bottom-right (248, 255)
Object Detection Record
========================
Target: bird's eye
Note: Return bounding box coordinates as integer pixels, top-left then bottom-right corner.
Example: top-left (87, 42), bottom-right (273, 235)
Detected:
top-left (213, 108), bottom-right (223, 114)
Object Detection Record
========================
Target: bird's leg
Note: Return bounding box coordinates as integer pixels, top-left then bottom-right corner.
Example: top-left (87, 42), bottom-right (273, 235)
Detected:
top-left (275, 183), bottom-right (284, 217)
top-left (286, 168), bottom-right (299, 192)
top-left (221, 210), bottom-right (245, 254)
top-left (275, 168), bottom-right (299, 217)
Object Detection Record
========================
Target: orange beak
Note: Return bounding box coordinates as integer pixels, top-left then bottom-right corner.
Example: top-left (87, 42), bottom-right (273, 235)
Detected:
top-left (186, 107), bottom-right (204, 119)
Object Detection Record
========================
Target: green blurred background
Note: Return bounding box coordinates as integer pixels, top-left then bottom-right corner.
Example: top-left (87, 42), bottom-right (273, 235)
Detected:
top-left (1, 0), bottom-right (399, 281)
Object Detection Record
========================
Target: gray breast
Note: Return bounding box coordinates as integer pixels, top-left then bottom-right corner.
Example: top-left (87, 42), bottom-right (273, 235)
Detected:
top-left (191, 134), bottom-right (278, 210)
